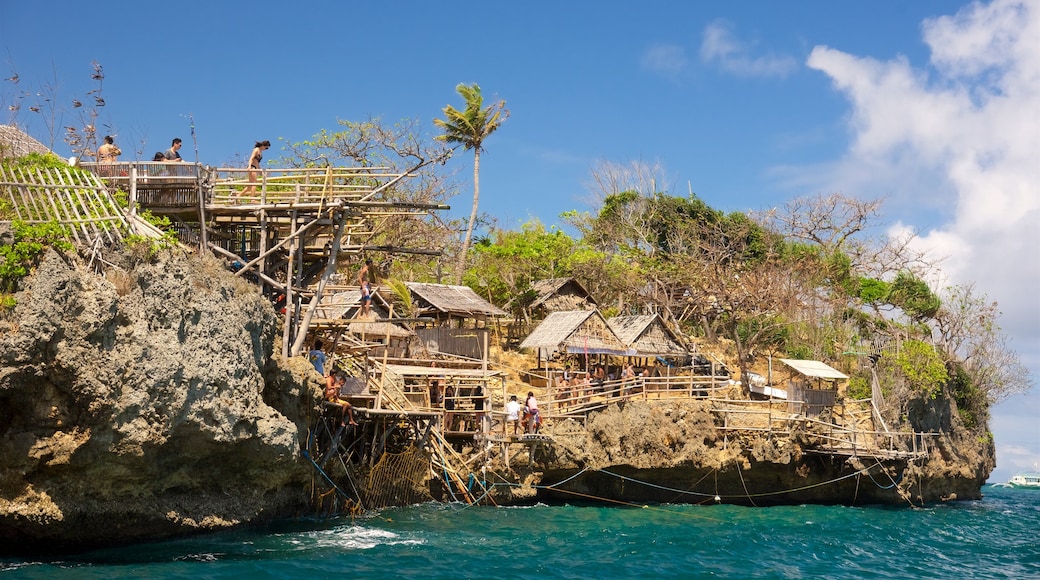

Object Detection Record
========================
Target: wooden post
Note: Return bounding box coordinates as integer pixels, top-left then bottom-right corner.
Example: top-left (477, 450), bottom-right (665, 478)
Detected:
top-left (290, 209), bottom-right (347, 356)
top-left (195, 165), bottom-right (208, 250)
top-left (280, 185), bottom-right (301, 358)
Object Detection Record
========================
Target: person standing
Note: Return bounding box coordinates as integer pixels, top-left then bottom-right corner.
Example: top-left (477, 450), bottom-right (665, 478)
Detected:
top-left (97, 135), bottom-right (121, 162)
top-left (506, 395), bottom-right (521, 435)
top-left (308, 340), bottom-right (327, 375)
top-left (357, 258), bottom-right (377, 317)
top-left (241, 139), bottom-right (270, 198)
top-left (164, 138), bottom-right (184, 162)
top-left (524, 391), bottom-right (540, 434)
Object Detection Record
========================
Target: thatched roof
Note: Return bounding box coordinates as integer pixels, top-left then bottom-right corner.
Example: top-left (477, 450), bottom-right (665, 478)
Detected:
top-left (607, 314), bottom-right (688, 356)
top-left (519, 310), bottom-right (634, 356)
top-left (0, 125), bottom-right (50, 158)
top-left (529, 277), bottom-right (597, 311)
top-left (405, 282), bottom-right (507, 318)
top-left (315, 290), bottom-right (413, 338)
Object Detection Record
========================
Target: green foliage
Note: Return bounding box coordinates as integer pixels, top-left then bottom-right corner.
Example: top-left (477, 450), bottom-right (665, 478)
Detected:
top-left (0, 220), bottom-right (73, 292)
top-left (464, 220), bottom-right (583, 305)
top-left (889, 339), bottom-right (948, 399)
top-left (887, 271), bottom-right (941, 321)
top-left (384, 278), bottom-right (416, 317)
top-left (948, 362), bottom-right (988, 431)
top-left (856, 276), bottom-right (891, 303)
top-left (736, 315), bottom-right (789, 351)
top-left (5, 152), bottom-right (68, 170)
top-left (0, 293), bottom-right (16, 310)
top-left (123, 209), bottom-right (178, 261)
top-left (847, 375), bottom-right (872, 400)
top-left (434, 83), bottom-right (508, 153)
top-left (785, 343), bottom-right (814, 361)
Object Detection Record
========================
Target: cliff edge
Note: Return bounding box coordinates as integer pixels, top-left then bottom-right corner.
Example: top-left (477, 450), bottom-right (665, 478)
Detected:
top-left (0, 248), bottom-right (322, 556)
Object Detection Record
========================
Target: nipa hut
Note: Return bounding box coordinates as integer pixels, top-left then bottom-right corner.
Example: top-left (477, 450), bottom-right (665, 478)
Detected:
top-left (314, 290), bottom-right (416, 357)
top-left (404, 282), bottom-right (507, 361)
top-left (529, 277), bottom-right (597, 315)
top-left (607, 313), bottom-right (688, 357)
top-left (519, 310), bottom-right (634, 365)
top-left (0, 125), bottom-right (50, 159)
top-left (775, 358), bottom-right (848, 419)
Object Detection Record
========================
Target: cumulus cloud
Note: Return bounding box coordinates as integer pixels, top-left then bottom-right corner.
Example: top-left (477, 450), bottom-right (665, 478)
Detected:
top-left (641, 44), bottom-right (689, 80)
top-left (803, 0), bottom-right (1040, 344)
top-left (799, 0), bottom-right (1039, 481)
top-left (700, 19), bottom-right (798, 78)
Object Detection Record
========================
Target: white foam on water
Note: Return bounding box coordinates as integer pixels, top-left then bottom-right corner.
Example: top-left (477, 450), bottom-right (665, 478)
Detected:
top-left (296, 525), bottom-right (425, 551)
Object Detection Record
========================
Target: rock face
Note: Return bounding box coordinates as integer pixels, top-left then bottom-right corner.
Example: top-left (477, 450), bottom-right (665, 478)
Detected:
top-left (0, 248), bottom-right (323, 556)
top-left (489, 397), bottom-right (993, 507)
top-left (0, 244), bottom-right (996, 555)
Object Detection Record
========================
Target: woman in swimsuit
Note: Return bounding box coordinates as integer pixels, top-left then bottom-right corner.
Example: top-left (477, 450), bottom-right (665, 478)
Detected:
top-left (240, 139), bottom-right (270, 199)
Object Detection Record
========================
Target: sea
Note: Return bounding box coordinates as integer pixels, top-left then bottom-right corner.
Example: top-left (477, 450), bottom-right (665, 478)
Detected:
top-left (2, 485), bottom-right (1037, 579)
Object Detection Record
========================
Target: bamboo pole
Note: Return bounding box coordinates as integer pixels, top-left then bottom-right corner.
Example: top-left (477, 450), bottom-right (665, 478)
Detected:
top-left (290, 209), bottom-right (348, 356)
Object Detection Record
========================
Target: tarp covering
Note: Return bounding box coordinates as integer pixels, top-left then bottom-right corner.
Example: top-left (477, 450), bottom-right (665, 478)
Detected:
top-left (779, 358), bottom-right (848, 380)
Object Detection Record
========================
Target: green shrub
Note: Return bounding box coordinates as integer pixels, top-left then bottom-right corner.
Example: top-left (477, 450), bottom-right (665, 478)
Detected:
top-left (889, 339), bottom-right (948, 399)
top-left (0, 220), bottom-right (73, 292)
top-left (847, 375), bottom-right (872, 400)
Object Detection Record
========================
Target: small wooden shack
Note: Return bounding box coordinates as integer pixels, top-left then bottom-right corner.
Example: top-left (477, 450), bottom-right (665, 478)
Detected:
top-left (529, 278), bottom-right (597, 315)
top-left (777, 358), bottom-right (848, 418)
top-left (404, 282), bottom-right (507, 360)
top-left (314, 289), bottom-right (416, 357)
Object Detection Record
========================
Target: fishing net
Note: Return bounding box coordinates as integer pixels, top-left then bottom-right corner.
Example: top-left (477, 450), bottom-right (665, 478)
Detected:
top-left (362, 444), bottom-right (433, 509)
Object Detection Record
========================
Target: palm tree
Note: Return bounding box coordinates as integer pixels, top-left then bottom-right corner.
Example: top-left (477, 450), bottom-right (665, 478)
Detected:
top-left (434, 83), bottom-right (508, 284)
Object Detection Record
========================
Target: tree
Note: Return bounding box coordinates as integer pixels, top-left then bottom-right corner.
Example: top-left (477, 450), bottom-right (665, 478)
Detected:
top-left (434, 83), bottom-right (508, 284)
top-left (934, 283), bottom-right (1034, 404)
top-left (278, 117), bottom-right (457, 281)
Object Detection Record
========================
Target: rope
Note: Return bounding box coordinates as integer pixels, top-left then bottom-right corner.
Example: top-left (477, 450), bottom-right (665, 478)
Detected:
top-left (735, 460), bottom-right (759, 507)
top-left (596, 463), bottom-right (898, 500)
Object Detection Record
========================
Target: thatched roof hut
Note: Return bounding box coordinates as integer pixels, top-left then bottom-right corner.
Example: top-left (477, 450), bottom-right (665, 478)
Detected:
top-left (529, 277), bottom-right (597, 313)
top-left (519, 310), bottom-right (634, 357)
top-left (315, 290), bottom-right (414, 339)
top-left (607, 313), bottom-right (688, 356)
top-left (405, 282), bottom-right (507, 325)
top-left (0, 125), bottom-right (50, 159)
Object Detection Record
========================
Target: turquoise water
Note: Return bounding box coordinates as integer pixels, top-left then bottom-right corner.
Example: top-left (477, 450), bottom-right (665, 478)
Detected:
top-left (3, 485), bottom-right (1037, 579)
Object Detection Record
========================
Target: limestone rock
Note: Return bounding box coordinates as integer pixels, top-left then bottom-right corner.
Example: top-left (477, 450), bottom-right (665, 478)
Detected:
top-left (0, 248), bottom-right (323, 556)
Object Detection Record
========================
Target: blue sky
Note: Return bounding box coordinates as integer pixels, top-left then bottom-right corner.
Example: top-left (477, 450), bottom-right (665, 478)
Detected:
top-left (3, 0), bottom-right (1038, 482)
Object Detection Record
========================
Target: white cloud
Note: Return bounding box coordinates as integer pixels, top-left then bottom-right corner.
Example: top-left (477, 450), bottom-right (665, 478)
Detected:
top-left (803, 0), bottom-right (1040, 336)
top-left (700, 19), bottom-right (798, 78)
top-left (797, 0), bottom-right (1039, 480)
top-left (641, 44), bottom-right (689, 80)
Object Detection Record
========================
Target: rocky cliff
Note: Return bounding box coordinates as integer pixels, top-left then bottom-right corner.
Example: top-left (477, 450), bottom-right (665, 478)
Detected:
top-left (485, 394), bottom-right (993, 507)
top-left (0, 243), bottom-right (995, 556)
top-left (0, 247), bottom-right (323, 556)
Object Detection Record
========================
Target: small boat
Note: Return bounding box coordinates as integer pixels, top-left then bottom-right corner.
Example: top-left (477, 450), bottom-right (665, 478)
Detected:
top-left (991, 462), bottom-right (1040, 489)
top-left (1007, 472), bottom-right (1040, 489)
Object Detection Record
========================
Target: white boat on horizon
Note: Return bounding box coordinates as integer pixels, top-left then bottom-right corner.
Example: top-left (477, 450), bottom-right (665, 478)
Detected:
top-left (994, 464), bottom-right (1040, 489)
top-left (1006, 472), bottom-right (1040, 489)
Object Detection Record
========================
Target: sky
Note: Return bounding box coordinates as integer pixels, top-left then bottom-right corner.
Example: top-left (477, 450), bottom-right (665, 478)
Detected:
top-left (2, 0), bottom-right (1037, 483)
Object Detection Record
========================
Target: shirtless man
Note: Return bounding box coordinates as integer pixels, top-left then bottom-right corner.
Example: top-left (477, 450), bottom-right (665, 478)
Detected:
top-left (357, 258), bottom-right (376, 317)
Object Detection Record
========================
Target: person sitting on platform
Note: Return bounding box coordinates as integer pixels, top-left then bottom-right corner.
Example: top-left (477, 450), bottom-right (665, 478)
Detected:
top-left (324, 370), bottom-right (357, 427)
